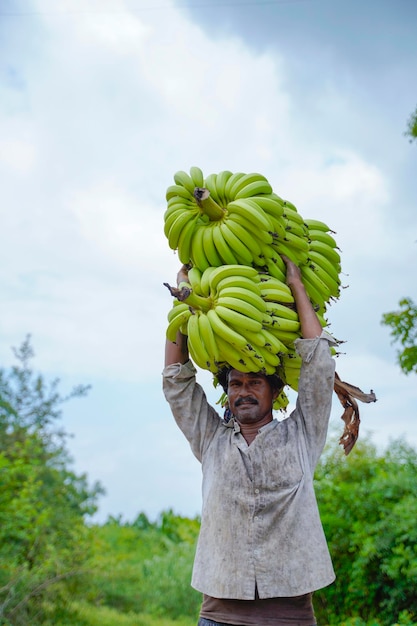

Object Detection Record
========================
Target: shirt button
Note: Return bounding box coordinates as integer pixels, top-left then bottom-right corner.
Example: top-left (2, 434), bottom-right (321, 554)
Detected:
top-left (254, 488), bottom-right (259, 494)
top-left (254, 516), bottom-right (259, 521)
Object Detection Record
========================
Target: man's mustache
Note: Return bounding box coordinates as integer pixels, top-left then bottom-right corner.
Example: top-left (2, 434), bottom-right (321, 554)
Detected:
top-left (235, 397), bottom-right (258, 406)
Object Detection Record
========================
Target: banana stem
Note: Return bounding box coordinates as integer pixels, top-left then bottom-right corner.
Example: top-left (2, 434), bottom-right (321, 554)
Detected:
top-left (164, 281), bottom-right (211, 312)
top-left (194, 188), bottom-right (225, 221)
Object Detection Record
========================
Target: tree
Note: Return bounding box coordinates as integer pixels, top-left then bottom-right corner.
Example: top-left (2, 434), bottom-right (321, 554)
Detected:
top-left (0, 336), bottom-right (104, 625)
top-left (381, 297), bottom-right (417, 375)
top-left (380, 107), bottom-right (417, 376)
top-left (405, 105), bottom-right (417, 143)
top-left (313, 433), bottom-right (417, 625)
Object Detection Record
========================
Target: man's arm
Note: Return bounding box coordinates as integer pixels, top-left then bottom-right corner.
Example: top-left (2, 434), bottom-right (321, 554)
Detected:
top-left (165, 264), bottom-right (191, 367)
top-left (165, 331), bottom-right (189, 366)
top-left (283, 256), bottom-right (323, 338)
top-left (282, 256), bottom-right (336, 466)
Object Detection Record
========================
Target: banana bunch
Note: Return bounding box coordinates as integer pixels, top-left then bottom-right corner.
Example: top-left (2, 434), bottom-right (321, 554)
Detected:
top-left (165, 264), bottom-right (330, 410)
top-left (301, 219), bottom-right (342, 314)
top-left (164, 167), bottom-right (343, 410)
top-left (164, 167), bottom-right (338, 295)
top-left (164, 167), bottom-right (283, 269)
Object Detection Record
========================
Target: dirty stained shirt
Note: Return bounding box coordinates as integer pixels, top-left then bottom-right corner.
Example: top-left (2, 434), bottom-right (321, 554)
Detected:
top-left (162, 331), bottom-right (337, 600)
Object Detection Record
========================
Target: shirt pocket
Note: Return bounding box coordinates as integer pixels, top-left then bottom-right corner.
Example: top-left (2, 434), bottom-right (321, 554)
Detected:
top-left (256, 433), bottom-right (304, 490)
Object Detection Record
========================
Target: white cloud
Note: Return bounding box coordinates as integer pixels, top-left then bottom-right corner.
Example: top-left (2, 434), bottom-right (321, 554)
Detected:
top-left (1, 0), bottom-right (416, 520)
top-left (0, 139), bottom-right (37, 173)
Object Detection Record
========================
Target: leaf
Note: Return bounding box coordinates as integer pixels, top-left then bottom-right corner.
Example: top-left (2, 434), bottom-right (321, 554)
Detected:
top-left (333, 371), bottom-right (377, 455)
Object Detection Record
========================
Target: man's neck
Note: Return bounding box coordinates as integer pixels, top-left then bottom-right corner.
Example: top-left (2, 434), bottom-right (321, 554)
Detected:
top-left (237, 416), bottom-right (273, 445)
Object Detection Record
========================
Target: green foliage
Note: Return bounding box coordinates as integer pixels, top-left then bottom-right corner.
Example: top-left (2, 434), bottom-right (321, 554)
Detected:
top-left (3, 337), bottom-right (417, 625)
top-left (83, 510), bottom-right (202, 620)
top-left (381, 297), bottom-right (417, 374)
top-left (405, 105), bottom-right (417, 142)
top-left (313, 434), bottom-right (417, 625)
top-left (0, 336), bottom-right (103, 625)
top-left (65, 602), bottom-right (196, 626)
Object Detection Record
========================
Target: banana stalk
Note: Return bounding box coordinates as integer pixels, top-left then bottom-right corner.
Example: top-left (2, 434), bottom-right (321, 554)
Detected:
top-left (194, 187), bottom-right (225, 221)
top-left (163, 281), bottom-right (211, 312)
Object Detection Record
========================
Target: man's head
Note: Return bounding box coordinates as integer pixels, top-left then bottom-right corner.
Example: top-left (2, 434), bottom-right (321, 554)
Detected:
top-left (217, 367), bottom-right (284, 426)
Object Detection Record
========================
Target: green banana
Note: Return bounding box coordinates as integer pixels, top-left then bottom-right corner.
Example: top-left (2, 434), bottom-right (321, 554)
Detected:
top-left (301, 264), bottom-right (332, 302)
top-left (300, 274), bottom-right (327, 313)
top-left (168, 211), bottom-right (196, 251)
top-left (200, 266), bottom-right (219, 297)
top-left (281, 361), bottom-right (301, 391)
top-left (166, 184), bottom-right (194, 202)
top-left (252, 344), bottom-right (281, 368)
top-left (215, 170), bottom-right (233, 205)
top-left (304, 218), bottom-right (332, 232)
top-left (268, 327), bottom-right (299, 348)
top-left (206, 308), bottom-right (249, 350)
top-left (283, 219), bottom-right (309, 240)
top-left (308, 228), bottom-right (338, 248)
top-left (260, 328), bottom-right (290, 355)
top-left (227, 212), bottom-right (274, 245)
top-left (212, 224), bottom-right (240, 265)
top-left (259, 287), bottom-right (295, 305)
top-left (235, 179), bottom-right (273, 199)
top-left (173, 170), bottom-right (197, 195)
top-left (307, 261), bottom-right (340, 298)
top-left (166, 307), bottom-right (192, 342)
top-left (268, 215), bottom-right (287, 240)
top-left (203, 173), bottom-right (222, 205)
top-left (187, 266), bottom-right (203, 295)
top-left (272, 239), bottom-right (308, 265)
top-left (215, 274), bottom-right (262, 297)
top-left (217, 286), bottom-right (267, 313)
top-left (215, 304), bottom-right (263, 334)
top-left (265, 302), bottom-right (299, 321)
top-left (259, 277), bottom-right (294, 304)
top-left (227, 198), bottom-right (273, 232)
top-left (283, 229), bottom-right (310, 254)
top-left (219, 222), bottom-right (254, 266)
top-left (164, 199), bottom-right (195, 220)
top-left (263, 258), bottom-right (287, 282)
top-left (208, 264), bottom-right (259, 292)
top-left (229, 172), bottom-right (269, 199)
top-left (307, 250), bottom-right (341, 284)
top-left (263, 315), bottom-right (301, 333)
top-left (309, 239), bottom-right (341, 265)
top-left (242, 328), bottom-right (266, 348)
top-left (178, 215), bottom-right (199, 265)
top-left (189, 166), bottom-right (205, 188)
top-left (224, 172), bottom-right (246, 201)
top-left (163, 207), bottom-right (185, 239)
top-left (187, 311), bottom-right (212, 370)
top-left (250, 195), bottom-right (284, 218)
top-left (213, 332), bottom-right (255, 373)
top-left (216, 296), bottom-right (266, 325)
top-left (167, 301), bottom-right (190, 323)
top-left (202, 225), bottom-right (223, 267)
top-left (225, 216), bottom-right (262, 259)
top-left (282, 205), bottom-right (305, 226)
top-left (198, 311), bottom-right (220, 364)
top-left (190, 226), bottom-right (211, 272)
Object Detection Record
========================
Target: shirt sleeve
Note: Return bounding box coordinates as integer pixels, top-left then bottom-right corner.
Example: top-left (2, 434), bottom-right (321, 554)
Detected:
top-left (162, 360), bottom-right (223, 462)
top-left (293, 330), bottom-right (337, 469)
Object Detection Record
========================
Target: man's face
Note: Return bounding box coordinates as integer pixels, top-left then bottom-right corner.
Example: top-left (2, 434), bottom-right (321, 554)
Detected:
top-left (227, 370), bottom-right (277, 425)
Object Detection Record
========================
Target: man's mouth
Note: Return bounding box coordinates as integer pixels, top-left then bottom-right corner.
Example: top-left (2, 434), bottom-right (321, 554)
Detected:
top-left (236, 398), bottom-right (257, 406)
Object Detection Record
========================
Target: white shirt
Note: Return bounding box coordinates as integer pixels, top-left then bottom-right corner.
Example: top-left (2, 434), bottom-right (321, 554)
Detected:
top-left (162, 332), bottom-right (337, 599)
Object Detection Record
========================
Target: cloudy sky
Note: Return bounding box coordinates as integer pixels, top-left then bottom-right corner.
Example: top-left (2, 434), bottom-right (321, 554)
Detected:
top-left (1, 0), bottom-right (416, 523)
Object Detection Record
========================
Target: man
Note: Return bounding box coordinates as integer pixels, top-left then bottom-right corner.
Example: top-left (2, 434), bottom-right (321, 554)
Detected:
top-left (163, 257), bottom-right (337, 626)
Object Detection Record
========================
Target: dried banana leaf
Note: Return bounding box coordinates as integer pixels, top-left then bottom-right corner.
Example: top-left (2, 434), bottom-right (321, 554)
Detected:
top-left (334, 372), bottom-right (377, 455)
